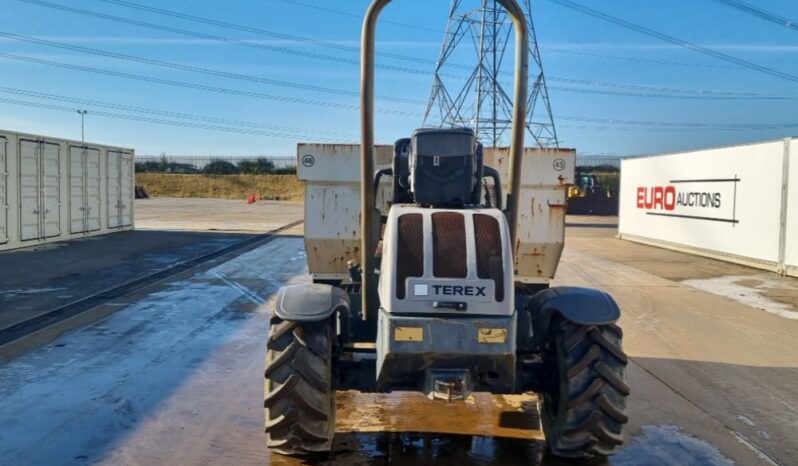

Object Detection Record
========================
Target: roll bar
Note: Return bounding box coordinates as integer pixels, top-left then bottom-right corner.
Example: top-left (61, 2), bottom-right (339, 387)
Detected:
top-left (360, 0), bottom-right (528, 319)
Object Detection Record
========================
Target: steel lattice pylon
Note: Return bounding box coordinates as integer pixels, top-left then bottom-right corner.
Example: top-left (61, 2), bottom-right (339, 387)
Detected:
top-left (423, 0), bottom-right (558, 147)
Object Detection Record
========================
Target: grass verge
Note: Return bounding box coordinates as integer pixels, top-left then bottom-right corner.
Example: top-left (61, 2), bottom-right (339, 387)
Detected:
top-left (136, 173), bottom-right (304, 200)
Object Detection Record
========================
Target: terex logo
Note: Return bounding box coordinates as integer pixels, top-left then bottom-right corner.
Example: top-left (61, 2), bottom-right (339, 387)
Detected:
top-left (420, 285), bottom-right (487, 297)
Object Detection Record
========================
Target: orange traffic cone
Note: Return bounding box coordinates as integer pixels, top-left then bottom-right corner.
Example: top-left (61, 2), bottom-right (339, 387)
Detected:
top-left (247, 194), bottom-right (255, 204)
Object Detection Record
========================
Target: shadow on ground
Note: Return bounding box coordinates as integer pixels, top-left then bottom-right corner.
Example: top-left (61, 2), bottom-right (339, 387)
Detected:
top-left (0, 230), bottom-right (297, 330)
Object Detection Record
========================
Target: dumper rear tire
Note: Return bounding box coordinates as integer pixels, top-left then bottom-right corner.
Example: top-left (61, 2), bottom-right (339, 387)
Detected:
top-left (540, 319), bottom-right (629, 458)
top-left (264, 316), bottom-right (335, 455)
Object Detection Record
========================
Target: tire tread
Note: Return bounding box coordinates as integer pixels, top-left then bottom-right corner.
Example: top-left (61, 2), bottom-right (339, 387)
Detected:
top-left (264, 317), bottom-right (335, 456)
top-left (540, 320), bottom-right (629, 459)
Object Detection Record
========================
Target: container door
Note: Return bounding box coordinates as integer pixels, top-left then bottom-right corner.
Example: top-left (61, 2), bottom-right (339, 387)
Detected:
top-left (19, 139), bottom-right (41, 241)
top-left (69, 145), bottom-right (86, 234)
top-left (0, 136), bottom-right (7, 244)
top-left (41, 142), bottom-right (61, 238)
top-left (86, 147), bottom-right (101, 231)
top-left (119, 152), bottom-right (133, 227)
top-left (107, 150), bottom-right (120, 228)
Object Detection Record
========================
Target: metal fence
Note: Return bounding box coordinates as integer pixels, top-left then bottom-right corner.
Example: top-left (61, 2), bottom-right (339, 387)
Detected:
top-left (575, 154), bottom-right (626, 170)
top-left (135, 155), bottom-right (296, 171)
top-left (136, 153), bottom-right (626, 172)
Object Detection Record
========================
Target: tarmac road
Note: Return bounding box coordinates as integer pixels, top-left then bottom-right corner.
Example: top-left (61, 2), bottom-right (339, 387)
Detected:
top-left (0, 219), bottom-right (796, 465)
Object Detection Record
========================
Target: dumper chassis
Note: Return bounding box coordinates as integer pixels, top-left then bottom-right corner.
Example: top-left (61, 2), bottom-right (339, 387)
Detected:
top-left (264, 0), bottom-right (629, 460)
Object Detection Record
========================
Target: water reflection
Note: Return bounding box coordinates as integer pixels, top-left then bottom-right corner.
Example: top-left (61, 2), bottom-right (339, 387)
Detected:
top-left (269, 425), bottom-right (734, 466)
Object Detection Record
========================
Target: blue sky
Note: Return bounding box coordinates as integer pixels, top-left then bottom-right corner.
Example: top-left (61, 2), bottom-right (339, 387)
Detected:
top-left (1, 0), bottom-right (797, 156)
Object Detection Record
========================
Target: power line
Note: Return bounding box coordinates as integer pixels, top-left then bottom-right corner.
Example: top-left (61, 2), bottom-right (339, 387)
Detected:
top-left (543, 47), bottom-right (737, 69)
top-left (707, 0), bottom-right (798, 32)
top-left (94, 0), bottom-right (747, 77)
top-left (17, 0), bottom-right (796, 102)
top-left (0, 31), bottom-right (424, 105)
top-left (546, 0), bottom-right (798, 84)
top-left (545, 76), bottom-right (798, 98)
top-left (2, 49), bottom-right (793, 134)
top-left (2, 53), bottom-right (792, 132)
top-left (0, 95), bottom-right (354, 141)
top-left (556, 114), bottom-right (798, 130)
top-left (547, 85), bottom-right (796, 101)
top-left (6, 2), bottom-right (796, 137)
top-left (16, 0), bottom-right (452, 78)
top-left (93, 0), bottom-right (441, 66)
top-left (3, 84), bottom-right (793, 139)
top-left (274, 0), bottom-right (444, 34)
top-left (0, 52), bottom-right (424, 117)
top-left (0, 86), bottom-right (361, 140)
top-left (6, 30), bottom-right (792, 104)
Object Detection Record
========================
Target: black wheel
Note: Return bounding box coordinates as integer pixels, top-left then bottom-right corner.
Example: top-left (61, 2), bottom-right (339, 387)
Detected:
top-left (264, 316), bottom-right (335, 455)
top-left (540, 319), bottom-right (630, 458)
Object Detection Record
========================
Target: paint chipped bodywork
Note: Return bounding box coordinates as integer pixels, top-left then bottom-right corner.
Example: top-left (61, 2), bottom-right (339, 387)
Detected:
top-left (299, 143), bottom-right (574, 283)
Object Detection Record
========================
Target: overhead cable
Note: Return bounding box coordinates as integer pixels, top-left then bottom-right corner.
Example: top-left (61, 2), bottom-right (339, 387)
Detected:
top-left (547, 0), bottom-right (798, 84)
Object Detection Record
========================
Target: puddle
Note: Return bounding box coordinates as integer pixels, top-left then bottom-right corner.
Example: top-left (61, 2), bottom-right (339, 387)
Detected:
top-left (682, 274), bottom-right (798, 320)
top-left (0, 287), bottom-right (68, 300)
top-left (613, 425), bottom-right (734, 466)
top-left (267, 424), bottom-right (734, 466)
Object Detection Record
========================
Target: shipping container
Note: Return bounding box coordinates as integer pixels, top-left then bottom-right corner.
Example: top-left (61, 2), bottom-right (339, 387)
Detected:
top-left (785, 138), bottom-right (798, 277)
top-left (0, 129), bottom-right (134, 252)
top-left (619, 137), bottom-right (797, 277)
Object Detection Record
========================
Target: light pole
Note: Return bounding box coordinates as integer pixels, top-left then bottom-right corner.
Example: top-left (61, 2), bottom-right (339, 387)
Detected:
top-left (76, 109), bottom-right (89, 231)
top-left (77, 109), bottom-right (87, 145)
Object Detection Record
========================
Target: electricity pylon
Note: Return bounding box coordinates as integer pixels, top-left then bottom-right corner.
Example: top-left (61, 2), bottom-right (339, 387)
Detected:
top-left (423, 0), bottom-right (558, 147)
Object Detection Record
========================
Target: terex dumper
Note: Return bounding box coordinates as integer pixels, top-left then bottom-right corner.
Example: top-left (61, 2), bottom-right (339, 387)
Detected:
top-left (264, 0), bottom-right (629, 459)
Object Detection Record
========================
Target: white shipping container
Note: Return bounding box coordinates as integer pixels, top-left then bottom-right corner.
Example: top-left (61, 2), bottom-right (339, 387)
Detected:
top-left (619, 137), bottom-right (796, 276)
top-left (0, 136), bottom-right (7, 244)
top-left (0, 129), bottom-right (135, 252)
top-left (785, 138), bottom-right (798, 276)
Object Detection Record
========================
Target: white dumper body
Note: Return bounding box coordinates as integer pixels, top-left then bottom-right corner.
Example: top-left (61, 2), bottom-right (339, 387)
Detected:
top-left (297, 143), bottom-right (575, 284)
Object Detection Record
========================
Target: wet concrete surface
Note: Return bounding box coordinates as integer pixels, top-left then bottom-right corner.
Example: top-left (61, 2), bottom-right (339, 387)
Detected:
top-left (0, 210), bottom-right (796, 465)
top-left (0, 230), bottom-right (258, 331)
top-left (0, 236), bottom-right (309, 465)
top-left (269, 424), bottom-right (735, 466)
top-left (0, 197), bottom-right (305, 335)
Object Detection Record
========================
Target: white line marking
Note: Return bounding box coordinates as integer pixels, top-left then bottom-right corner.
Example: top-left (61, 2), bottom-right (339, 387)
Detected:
top-left (731, 431), bottom-right (781, 466)
top-left (210, 271), bottom-right (264, 305)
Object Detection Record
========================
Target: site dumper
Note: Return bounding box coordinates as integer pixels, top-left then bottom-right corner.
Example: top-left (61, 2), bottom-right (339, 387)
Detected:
top-left (264, 0), bottom-right (629, 459)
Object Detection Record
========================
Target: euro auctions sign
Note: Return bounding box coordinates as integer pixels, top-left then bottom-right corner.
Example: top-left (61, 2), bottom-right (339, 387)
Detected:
top-left (635, 177), bottom-right (740, 224)
top-left (619, 139), bottom-right (794, 269)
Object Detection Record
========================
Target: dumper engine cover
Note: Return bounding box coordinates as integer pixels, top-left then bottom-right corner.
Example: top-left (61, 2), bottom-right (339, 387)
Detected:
top-left (409, 127), bottom-right (478, 207)
top-left (378, 205), bottom-right (514, 316)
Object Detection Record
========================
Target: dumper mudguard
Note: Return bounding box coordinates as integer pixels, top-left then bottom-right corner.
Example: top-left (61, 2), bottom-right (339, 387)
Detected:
top-left (273, 283), bottom-right (350, 322)
top-left (525, 286), bottom-right (621, 347)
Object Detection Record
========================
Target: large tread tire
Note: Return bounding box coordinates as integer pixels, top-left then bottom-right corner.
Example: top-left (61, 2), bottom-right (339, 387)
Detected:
top-left (540, 319), bottom-right (629, 459)
top-left (264, 316), bottom-right (335, 456)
